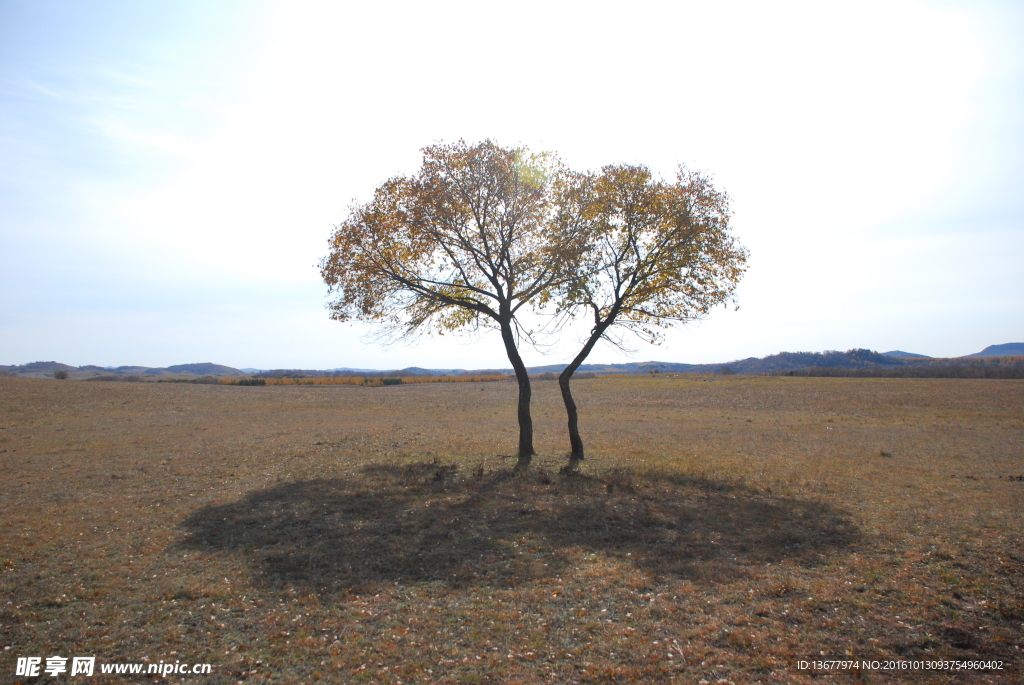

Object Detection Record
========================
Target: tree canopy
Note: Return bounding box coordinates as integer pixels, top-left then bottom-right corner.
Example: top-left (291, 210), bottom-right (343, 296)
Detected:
top-left (553, 164), bottom-right (749, 463)
top-left (321, 143), bottom-right (747, 470)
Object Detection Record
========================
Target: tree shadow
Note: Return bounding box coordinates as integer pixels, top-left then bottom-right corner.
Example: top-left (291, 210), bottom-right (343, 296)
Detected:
top-left (177, 461), bottom-right (859, 594)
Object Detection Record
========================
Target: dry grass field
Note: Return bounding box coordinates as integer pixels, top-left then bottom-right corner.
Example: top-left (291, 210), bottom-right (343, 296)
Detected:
top-left (1, 375), bottom-right (1022, 684)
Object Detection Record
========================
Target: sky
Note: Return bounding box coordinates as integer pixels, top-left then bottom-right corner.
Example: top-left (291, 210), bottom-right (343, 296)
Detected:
top-left (2, 0), bottom-right (1022, 370)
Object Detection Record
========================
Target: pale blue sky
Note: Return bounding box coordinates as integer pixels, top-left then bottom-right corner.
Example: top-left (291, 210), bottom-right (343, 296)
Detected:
top-left (2, 0), bottom-right (1022, 369)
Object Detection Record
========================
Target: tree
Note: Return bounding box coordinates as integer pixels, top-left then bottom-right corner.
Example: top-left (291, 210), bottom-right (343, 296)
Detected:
top-left (553, 164), bottom-right (749, 467)
top-left (319, 140), bottom-right (585, 468)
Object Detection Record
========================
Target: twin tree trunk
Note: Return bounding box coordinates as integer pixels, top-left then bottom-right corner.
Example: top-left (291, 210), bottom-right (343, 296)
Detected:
top-left (499, 319), bottom-right (535, 469)
top-left (499, 310), bottom-right (612, 471)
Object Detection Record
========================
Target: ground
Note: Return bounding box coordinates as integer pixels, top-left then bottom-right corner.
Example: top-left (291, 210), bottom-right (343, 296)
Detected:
top-left (0, 375), bottom-right (1022, 683)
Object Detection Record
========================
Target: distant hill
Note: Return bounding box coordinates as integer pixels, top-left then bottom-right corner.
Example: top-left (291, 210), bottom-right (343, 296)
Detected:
top-left (718, 349), bottom-right (904, 374)
top-left (3, 361), bottom-right (78, 373)
top-left (965, 343), bottom-right (1024, 358)
top-left (0, 361), bottom-right (78, 378)
top-left (397, 366), bottom-right (472, 376)
top-left (164, 363), bottom-right (242, 375)
top-left (882, 350), bottom-right (931, 358)
top-left (0, 361), bottom-right (246, 379)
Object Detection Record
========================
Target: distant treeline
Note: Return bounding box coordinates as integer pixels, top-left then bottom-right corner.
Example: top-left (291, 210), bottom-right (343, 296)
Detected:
top-left (531, 371), bottom-right (597, 380)
top-left (773, 357), bottom-right (1024, 379)
top-left (152, 376), bottom-right (226, 384)
top-left (254, 369), bottom-right (442, 379)
top-left (240, 374), bottom-right (509, 386)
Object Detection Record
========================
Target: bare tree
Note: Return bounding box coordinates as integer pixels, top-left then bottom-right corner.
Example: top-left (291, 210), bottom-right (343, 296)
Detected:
top-left (553, 164), bottom-right (749, 467)
top-left (319, 140), bottom-right (586, 468)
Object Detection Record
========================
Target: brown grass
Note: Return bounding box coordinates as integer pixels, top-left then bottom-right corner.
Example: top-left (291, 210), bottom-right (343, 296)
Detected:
top-left (1, 375), bottom-right (1022, 683)
top-left (249, 375), bottom-right (510, 387)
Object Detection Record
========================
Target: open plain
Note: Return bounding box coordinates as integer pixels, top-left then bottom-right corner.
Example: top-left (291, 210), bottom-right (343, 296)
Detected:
top-left (0, 375), bottom-right (1022, 683)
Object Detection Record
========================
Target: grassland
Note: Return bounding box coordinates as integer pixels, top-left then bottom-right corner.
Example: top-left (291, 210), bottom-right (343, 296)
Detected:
top-left (0, 375), bottom-right (1021, 683)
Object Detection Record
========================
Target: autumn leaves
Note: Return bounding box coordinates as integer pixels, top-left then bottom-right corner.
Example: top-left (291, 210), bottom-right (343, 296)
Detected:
top-left (320, 140), bottom-right (748, 468)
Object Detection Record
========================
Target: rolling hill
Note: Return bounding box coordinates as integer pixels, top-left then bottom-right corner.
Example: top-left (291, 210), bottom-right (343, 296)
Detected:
top-left (966, 343), bottom-right (1024, 357)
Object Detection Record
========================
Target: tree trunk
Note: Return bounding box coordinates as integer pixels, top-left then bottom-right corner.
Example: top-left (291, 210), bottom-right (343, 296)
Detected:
top-left (558, 317), bottom-right (612, 469)
top-left (499, 319), bottom-right (535, 468)
top-left (557, 368), bottom-right (584, 467)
